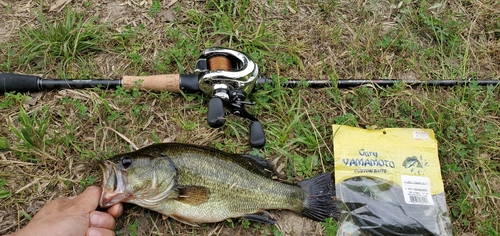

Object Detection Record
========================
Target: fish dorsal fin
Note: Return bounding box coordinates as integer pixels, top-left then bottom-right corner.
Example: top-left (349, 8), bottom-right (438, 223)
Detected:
top-left (176, 186), bottom-right (210, 206)
top-left (186, 144), bottom-right (277, 178)
top-left (238, 154), bottom-right (277, 178)
top-left (132, 143), bottom-right (277, 178)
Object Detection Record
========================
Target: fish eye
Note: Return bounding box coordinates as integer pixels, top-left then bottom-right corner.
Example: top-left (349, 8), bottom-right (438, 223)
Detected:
top-left (121, 157), bottom-right (133, 169)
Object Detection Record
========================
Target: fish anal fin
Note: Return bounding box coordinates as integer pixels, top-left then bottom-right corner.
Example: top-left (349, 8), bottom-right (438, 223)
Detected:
top-left (170, 214), bottom-right (199, 227)
top-left (177, 186), bottom-right (210, 206)
top-left (242, 211), bottom-right (276, 224)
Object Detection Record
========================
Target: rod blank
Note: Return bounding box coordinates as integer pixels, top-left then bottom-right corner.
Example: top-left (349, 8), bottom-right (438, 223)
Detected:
top-left (256, 77), bottom-right (500, 88)
top-left (2, 73), bottom-right (499, 95)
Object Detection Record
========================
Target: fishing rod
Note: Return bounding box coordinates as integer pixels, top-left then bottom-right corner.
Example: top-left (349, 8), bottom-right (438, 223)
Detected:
top-left (2, 71), bottom-right (498, 94)
top-left (1, 47), bottom-right (499, 148)
top-left (1, 48), bottom-right (267, 148)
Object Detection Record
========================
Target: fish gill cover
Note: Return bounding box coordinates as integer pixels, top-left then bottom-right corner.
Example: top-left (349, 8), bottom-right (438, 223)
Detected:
top-left (333, 125), bottom-right (452, 236)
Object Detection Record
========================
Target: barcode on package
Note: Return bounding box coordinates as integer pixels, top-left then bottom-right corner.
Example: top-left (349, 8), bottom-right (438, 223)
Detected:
top-left (401, 175), bottom-right (434, 205)
top-left (409, 195), bottom-right (429, 204)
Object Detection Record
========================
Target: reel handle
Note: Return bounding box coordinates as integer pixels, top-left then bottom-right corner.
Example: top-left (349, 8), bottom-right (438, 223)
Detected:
top-left (249, 121), bottom-right (266, 148)
top-left (207, 97), bottom-right (226, 128)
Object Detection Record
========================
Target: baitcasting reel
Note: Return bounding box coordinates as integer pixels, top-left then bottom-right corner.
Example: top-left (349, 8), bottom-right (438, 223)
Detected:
top-left (194, 48), bottom-right (265, 148)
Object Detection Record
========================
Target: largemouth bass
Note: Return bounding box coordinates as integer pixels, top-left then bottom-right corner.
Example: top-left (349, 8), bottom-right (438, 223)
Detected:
top-left (99, 143), bottom-right (339, 225)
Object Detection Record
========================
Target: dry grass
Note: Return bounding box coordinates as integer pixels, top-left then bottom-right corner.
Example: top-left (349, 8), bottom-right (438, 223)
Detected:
top-left (1, 0), bottom-right (500, 235)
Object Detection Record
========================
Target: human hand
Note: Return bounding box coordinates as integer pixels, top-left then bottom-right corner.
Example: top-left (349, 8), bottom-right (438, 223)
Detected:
top-left (8, 186), bottom-right (123, 236)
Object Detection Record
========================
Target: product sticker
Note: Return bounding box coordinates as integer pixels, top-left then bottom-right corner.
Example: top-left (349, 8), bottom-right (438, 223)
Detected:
top-left (401, 175), bottom-right (434, 205)
top-left (413, 130), bottom-right (431, 140)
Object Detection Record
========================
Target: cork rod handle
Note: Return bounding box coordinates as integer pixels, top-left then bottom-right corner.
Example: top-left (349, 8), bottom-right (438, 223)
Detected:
top-left (122, 74), bottom-right (181, 93)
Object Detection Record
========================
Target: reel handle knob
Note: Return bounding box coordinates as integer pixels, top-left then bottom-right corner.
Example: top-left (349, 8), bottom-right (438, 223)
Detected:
top-left (207, 97), bottom-right (225, 128)
top-left (249, 121), bottom-right (266, 148)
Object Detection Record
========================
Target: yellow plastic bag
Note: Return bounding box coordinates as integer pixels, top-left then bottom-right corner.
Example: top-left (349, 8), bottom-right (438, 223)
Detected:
top-left (333, 125), bottom-right (452, 236)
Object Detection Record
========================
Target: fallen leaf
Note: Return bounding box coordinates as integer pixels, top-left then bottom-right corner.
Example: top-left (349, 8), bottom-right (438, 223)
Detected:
top-left (25, 93), bottom-right (40, 106)
top-left (49, 0), bottom-right (72, 12)
top-left (166, 0), bottom-right (178, 9)
top-left (159, 10), bottom-right (176, 22)
top-left (428, 3), bottom-right (443, 10)
top-left (27, 201), bottom-right (46, 214)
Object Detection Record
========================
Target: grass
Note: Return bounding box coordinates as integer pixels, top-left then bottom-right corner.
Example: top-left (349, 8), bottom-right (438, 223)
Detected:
top-left (1, 0), bottom-right (499, 235)
top-left (18, 8), bottom-right (108, 77)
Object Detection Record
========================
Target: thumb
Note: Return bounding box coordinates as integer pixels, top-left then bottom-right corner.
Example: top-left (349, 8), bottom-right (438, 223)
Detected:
top-left (73, 186), bottom-right (101, 210)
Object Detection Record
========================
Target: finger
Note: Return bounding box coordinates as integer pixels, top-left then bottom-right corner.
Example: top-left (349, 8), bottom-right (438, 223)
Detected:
top-left (90, 211), bottom-right (116, 229)
top-left (107, 203), bottom-right (123, 218)
top-left (74, 186), bottom-right (102, 210)
top-left (87, 227), bottom-right (115, 236)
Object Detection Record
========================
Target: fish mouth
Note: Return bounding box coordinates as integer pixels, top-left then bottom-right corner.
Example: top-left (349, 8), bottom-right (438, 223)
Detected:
top-left (99, 160), bottom-right (131, 208)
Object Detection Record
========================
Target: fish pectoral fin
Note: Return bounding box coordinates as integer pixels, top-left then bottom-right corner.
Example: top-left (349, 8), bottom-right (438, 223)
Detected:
top-left (242, 211), bottom-right (276, 224)
top-left (177, 186), bottom-right (210, 206)
top-left (170, 214), bottom-right (199, 227)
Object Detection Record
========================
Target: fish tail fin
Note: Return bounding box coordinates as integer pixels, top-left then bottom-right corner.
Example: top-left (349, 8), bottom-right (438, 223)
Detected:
top-left (298, 172), bottom-right (340, 221)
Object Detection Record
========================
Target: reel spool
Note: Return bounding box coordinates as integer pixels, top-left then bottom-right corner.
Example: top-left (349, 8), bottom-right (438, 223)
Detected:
top-left (208, 56), bottom-right (232, 71)
top-left (195, 48), bottom-right (265, 148)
